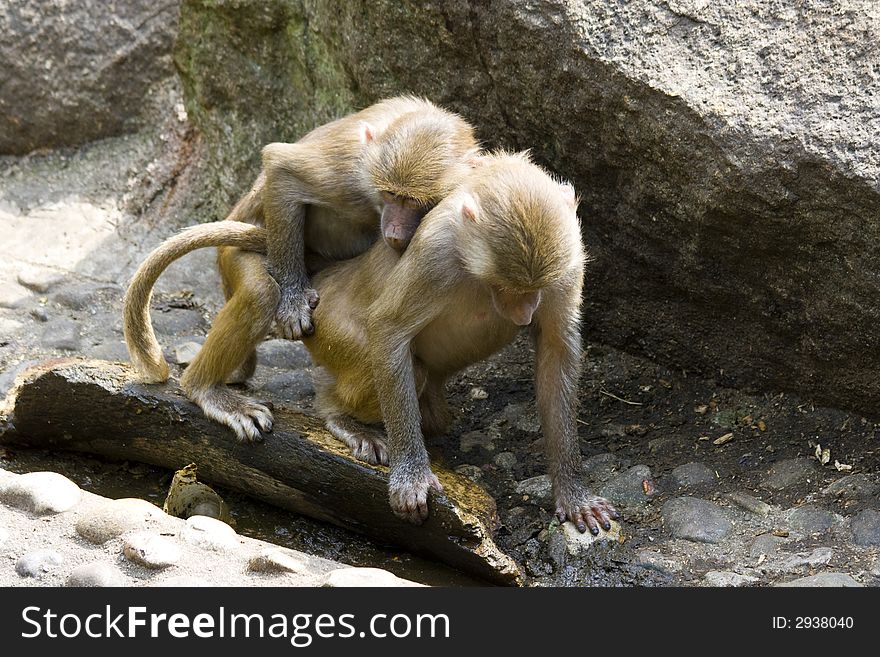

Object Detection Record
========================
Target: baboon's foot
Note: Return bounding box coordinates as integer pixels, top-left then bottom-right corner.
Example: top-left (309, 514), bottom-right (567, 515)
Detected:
top-left (325, 415), bottom-right (388, 465)
top-left (190, 385), bottom-right (274, 442)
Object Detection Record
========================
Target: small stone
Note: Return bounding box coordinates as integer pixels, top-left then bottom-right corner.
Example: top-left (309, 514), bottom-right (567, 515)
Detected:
top-left (76, 498), bottom-right (164, 544)
top-left (515, 474), bottom-right (553, 506)
top-left (494, 451), bottom-right (517, 469)
top-left (662, 497), bottom-right (733, 543)
top-left (181, 515), bottom-right (238, 551)
top-left (750, 533), bottom-right (784, 558)
top-left (763, 458), bottom-right (817, 490)
top-left (0, 280), bottom-right (30, 309)
top-left (151, 308), bottom-right (206, 335)
top-left (41, 318), bottom-right (81, 351)
top-left (256, 339), bottom-right (312, 369)
top-left (65, 563), bottom-right (126, 587)
top-left (459, 430), bottom-right (494, 453)
top-left (454, 464), bottom-right (483, 482)
top-left (777, 547), bottom-right (834, 572)
top-left (501, 402), bottom-right (540, 433)
top-left (702, 571), bottom-right (758, 587)
top-left (823, 474), bottom-right (879, 500)
top-left (0, 471), bottom-right (81, 514)
top-left (775, 573), bottom-right (862, 587)
top-left (469, 387), bottom-right (488, 400)
top-left (788, 507), bottom-right (836, 535)
top-left (260, 371), bottom-right (314, 401)
top-left (599, 465), bottom-right (655, 506)
top-left (123, 532), bottom-right (182, 569)
top-left (671, 462), bottom-right (716, 487)
top-left (634, 550), bottom-right (682, 575)
top-left (727, 491), bottom-right (772, 516)
top-left (17, 266), bottom-right (63, 293)
top-left (320, 567), bottom-right (422, 587)
top-left (247, 548), bottom-right (309, 574)
top-left (16, 549), bottom-right (64, 578)
top-left (149, 575), bottom-right (209, 587)
top-left (559, 519), bottom-right (621, 557)
top-left (52, 284), bottom-right (116, 310)
top-left (30, 306), bottom-right (49, 322)
top-left (173, 341), bottom-right (202, 367)
top-left (851, 509), bottom-right (880, 547)
top-left (86, 340), bottom-right (130, 362)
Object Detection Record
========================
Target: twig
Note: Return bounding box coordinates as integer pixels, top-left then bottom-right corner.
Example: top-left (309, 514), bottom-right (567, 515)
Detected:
top-left (599, 389), bottom-right (643, 406)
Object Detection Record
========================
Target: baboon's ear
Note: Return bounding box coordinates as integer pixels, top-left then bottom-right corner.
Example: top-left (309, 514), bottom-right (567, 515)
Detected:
top-left (359, 121), bottom-right (378, 145)
top-left (460, 193), bottom-right (479, 222)
top-left (560, 182), bottom-right (578, 209)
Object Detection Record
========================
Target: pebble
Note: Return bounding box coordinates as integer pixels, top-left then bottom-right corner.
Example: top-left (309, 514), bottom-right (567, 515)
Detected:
top-left (40, 318), bottom-right (81, 351)
top-left (633, 550), bottom-right (683, 575)
top-left (65, 562), bottom-right (126, 587)
top-left (151, 308), bottom-right (206, 335)
top-left (727, 491), bottom-right (771, 516)
top-left (762, 458), bottom-right (817, 490)
top-left (502, 402), bottom-right (540, 433)
top-left (775, 573), bottom-right (862, 587)
top-left (320, 567), bottom-right (422, 587)
top-left (76, 498), bottom-right (165, 543)
top-left (16, 549), bottom-right (64, 578)
top-left (181, 515), bottom-right (238, 551)
top-left (123, 532), bottom-right (182, 569)
top-left (493, 451), bottom-right (517, 469)
top-left (750, 533), bottom-right (784, 558)
top-left (599, 465), bottom-right (655, 506)
top-left (260, 371), bottom-right (314, 401)
top-left (0, 471), bottom-right (81, 514)
top-left (515, 474), bottom-right (553, 506)
top-left (671, 462), bottom-right (716, 487)
top-left (850, 509), bottom-right (880, 547)
top-left (247, 548), bottom-right (309, 574)
top-left (469, 387), bottom-right (488, 400)
top-left (823, 474), bottom-right (878, 500)
top-left (17, 266), bottom-right (63, 293)
top-left (173, 341), bottom-right (202, 367)
top-left (788, 507), bottom-right (836, 535)
top-left (459, 430), bottom-right (494, 453)
top-left (454, 464), bottom-right (483, 482)
top-left (29, 306), bottom-right (49, 322)
top-left (776, 547), bottom-right (834, 573)
top-left (52, 284), bottom-right (117, 311)
top-left (662, 497), bottom-right (733, 543)
top-left (86, 340), bottom-right (130, 362)
top-left (702, 571), bottom-right (758, 587)
top-left (0, 280), bottom-right (30, 309)
top-left (557, 520), bottom-right (621, 557)
top-left (256, 339), bottom-right (312, 369)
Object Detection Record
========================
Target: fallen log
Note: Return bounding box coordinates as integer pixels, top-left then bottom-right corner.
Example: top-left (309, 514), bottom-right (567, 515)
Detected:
top-left (0, 359), bottom-right (522, 585)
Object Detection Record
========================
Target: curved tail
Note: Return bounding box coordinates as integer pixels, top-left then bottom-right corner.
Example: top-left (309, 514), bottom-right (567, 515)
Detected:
top-left (123, 221), bottom-right (267, 383)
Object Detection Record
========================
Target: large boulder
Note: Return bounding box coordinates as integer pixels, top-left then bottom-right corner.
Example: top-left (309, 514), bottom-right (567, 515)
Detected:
top-left (0, 0), bottom-right (180, 154)
top-left (175, 0), bottom-right (880, 413)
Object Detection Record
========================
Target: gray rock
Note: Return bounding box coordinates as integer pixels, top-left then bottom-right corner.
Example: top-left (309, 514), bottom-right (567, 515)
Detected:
top-left (599, 465), bottom-right (655, 506)
top-left (662, 497), bottom-right (733, 543)
top-left (65, 563), bottom-right (126, 587)
top-left (776, 547), bottom-right (834, 573)
top-left (702, 571), bottom-right (758, 587)
top-left (0, 471), bottom-right (81, 514)
top-left (260, 371), bottom-right (314, 401)
top-left (320, 567), bottom-right (422, 587)
top-left (52, 284), bottom-right (118, 311)
top-left (152, 309), bottom-right (206, 336)
top-left (788, 507), bottom-right (837, 535)
top-left (173, 341), bottom-right (202, 367)
top-left (554, 520), bottom-right (621, 558)
top-left (493, 451), bottom-right (517, 470)
top-left (0, 1), bottom-right (179, 153)
top-left (671, 462), bottom-right (716, 487)
top-left (501, 402), bottom-right (540, 433)
top-left (763, 458), bottom-right (817, 490)
top-left (247, 548), bottom-right (309, 574)
top-left (256, 339), bottom-right (312, 369)
top-left (16, 549), bottom-right (64, 578)
top-left (727, 491), bottom-right (772, 516)
top-left (453, 464), bottom-right (483, 483)
top-left (0, 359), bottom-right (40, 397)
top-left (459, 430), bottom-right (494, 453)
top-left (76, 498), bottom-right (165, 544)
top-left (633, 550), bottom-right (682, 575)
top-left (515, 475), bottom-right (553, 506)
top-left (851, 509), bottom-right (880, 547)
top-left (41, 318), bottom-right (81, 351)
top-left (29, 307), bottom-right (49, 322)
top-left (16, 266), bottom-right (63, 293)
top-left (123, 532), bottom-right (182, 569)
top-left (823, 474), bottom-right (879, 500)
top-left (775, 573), bottom-right (863, 588)
top-left (582, 452), bottom-right (620, 481)
top-left (181, 515), bottom-right (238, 551)
top-left (0, 280), bottom-right (30, 309)
top-left (750, 534), bottom-right (784, 558)
top-left (86, 340), bottom-right (131, 362)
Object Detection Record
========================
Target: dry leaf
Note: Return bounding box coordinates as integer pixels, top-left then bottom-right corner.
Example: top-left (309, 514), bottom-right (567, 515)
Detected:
top-left (713, 432), bottom-right (734, 445)
top-left (814, 443), bottom-right (831, 465)
top-left (834, 460), bottom-right (852, 472)
top-left (757, 420), bottom-right (766, 432)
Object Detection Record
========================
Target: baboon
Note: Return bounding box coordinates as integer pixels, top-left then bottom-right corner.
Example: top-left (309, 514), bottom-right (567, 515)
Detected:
top-left (125, 152), bottom-right (618, 534)
top-left (124, 97), bottom-right (479, 441)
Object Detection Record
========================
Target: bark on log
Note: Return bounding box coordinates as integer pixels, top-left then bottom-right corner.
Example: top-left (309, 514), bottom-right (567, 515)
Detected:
top-left (0, 359), bottom-right (522, 585)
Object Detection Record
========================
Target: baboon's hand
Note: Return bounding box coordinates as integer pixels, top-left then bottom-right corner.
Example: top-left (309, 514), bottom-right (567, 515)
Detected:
top-left (275, 285), bottom-right (320, 340)
top-left (389, 468), bottom-right (444, 524)
top-left (555, 487), bottom-right (620, 535)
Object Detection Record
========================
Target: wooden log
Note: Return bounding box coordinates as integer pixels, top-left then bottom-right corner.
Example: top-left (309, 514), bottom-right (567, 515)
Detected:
top-left (0, 359), bottom-right (522, 585)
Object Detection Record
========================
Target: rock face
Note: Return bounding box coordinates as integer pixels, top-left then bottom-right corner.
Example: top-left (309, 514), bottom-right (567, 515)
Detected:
top-left (175, 0), bottom-right (880, 414)
top-left (0, 1), bottom-right (180, 153)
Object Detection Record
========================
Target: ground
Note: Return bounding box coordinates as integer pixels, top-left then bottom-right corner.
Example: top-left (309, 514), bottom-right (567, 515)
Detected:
top-left (1, 90), bottom-right (878, 586)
